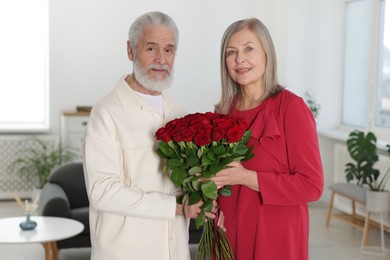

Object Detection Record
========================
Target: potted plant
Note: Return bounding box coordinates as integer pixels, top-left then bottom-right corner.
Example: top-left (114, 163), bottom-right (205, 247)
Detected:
top-left (345, 130), bottom-right (390, 213)
top-left (304, 91), bottom-right (321, 118)
top-left (8, 136), bottom-right (77, 189)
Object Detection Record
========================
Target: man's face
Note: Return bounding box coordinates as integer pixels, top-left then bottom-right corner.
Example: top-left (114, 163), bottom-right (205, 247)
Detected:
top-left (128, 25), bottom-right (176, 92)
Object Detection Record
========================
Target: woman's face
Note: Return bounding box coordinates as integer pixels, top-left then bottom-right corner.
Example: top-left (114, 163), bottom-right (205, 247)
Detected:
top-left (225, 28), bottom-right (266, 88)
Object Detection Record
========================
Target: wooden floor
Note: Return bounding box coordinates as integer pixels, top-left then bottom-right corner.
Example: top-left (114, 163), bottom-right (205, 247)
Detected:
top-left (0, 200), bottom-right (389, 260)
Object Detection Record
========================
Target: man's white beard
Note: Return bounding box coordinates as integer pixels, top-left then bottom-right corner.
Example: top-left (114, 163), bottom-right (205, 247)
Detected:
top-left (133, 60), bottom-right (174, 92)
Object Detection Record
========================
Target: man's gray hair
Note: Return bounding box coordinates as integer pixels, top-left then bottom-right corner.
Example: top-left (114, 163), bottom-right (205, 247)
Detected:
top-left (128, 11), bottom-right (179, 55)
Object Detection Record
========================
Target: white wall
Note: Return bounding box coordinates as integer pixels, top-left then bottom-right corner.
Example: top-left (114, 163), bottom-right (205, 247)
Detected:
top-left (49, 0), bottom-right (344, 135)
top-left (50, 0), bottom-right (254, 132)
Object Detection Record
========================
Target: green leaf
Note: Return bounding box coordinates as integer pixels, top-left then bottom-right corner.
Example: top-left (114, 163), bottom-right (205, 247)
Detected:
top-left (197, 147), bottom-right (203, 158)
top-left (212, 145), bottom-right (226, 156)
top-left (170, 166), bottom-right (186, 186)
top-left (176, 194), bottom-right (185, 204)
top-left (201, 155), bottom-right (213, 166)
top-left (346, 130), bottom-right (377, 163)
top-left (206, 151), bottom-right (216, 161)
top-left (208, 163), bottom-right (225, 176)
top-left (156, 148), bottom-right (169, 159)
top-left (201, 181), bottom-right (218, 200)
top-left (202, 168), bottom-right (215, 179)
top-left (159, 142), bottom-right (175, 157)
top-left (242, 146), bottom-right (255, 162)
top-left (188, 166), bottom-right (201, 175)
top-left (345, 130), bottom-right (380, 188)
top-left (219, 185), bottom-right (232, 196)
top-left (187, 154), bottom-right (199, 167)
top-left (188, 191), bottom-right (202, 205)
top-left (166, 158), bottom-right (182, 169)
top-left (235, 143), bottom-right (249, 155)
top-left (195, 211), bottom-right (206, 229)
top-left (191, 179), bottom-right (201, 191)
top-left (201, 198), bottom-right (213, 212)
top-left (239, 130), bottom-right (252, 145)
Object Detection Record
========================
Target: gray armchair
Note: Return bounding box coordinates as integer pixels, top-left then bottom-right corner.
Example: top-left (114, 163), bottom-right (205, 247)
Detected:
top-left (38, 162), bottom-right (202, 250)
top-left (38, 162), bottom-right (90, 249)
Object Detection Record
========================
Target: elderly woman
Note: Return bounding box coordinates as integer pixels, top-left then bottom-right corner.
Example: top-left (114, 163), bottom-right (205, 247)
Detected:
top-left (212, 18), bottom-right (324, 260)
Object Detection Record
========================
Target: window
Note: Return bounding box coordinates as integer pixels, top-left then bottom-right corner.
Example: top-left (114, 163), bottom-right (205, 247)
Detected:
top-left (342, 0), bottom-right (390, 137)
top-left (377, 0), bottom-right (390, 128)
top-left (0, 0), bottom-right (49, 132)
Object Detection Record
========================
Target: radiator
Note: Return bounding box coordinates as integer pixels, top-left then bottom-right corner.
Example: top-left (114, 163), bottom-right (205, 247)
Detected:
top-left (0, 135), bottom-right (59, 200)
top-left (333, 143), bottom-right (390, 226)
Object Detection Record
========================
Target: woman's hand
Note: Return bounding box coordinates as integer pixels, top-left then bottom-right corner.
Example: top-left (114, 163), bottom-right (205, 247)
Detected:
top-left (211, 161), bottom-right (259, 192)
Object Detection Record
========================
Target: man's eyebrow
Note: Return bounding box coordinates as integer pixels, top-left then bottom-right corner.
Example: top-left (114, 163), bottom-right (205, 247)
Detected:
top-left (145, 42), bottom-right (176, 49)
top-left (145, 41), bottom-right (158, 46)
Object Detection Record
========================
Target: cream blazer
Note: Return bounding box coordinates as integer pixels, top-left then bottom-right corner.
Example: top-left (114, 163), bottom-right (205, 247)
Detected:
top-left (83, 75), bottom-right (190, 260)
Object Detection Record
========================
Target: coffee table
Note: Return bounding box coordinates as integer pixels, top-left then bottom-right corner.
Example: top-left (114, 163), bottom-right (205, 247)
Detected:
top-left (0, 216), bottom-right (84, 260)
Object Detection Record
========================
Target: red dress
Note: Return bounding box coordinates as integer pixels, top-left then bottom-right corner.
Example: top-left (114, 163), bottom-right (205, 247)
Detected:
top-left (218, 90), bottom-right (324, 260)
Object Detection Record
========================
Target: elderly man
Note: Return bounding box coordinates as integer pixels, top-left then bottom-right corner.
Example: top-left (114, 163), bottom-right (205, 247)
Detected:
top-left (83, 11), bottom-right (205, 260)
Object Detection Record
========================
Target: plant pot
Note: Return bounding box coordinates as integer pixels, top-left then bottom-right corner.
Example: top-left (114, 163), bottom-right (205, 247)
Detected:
top-left (366, 190), bottom-right (390, 213)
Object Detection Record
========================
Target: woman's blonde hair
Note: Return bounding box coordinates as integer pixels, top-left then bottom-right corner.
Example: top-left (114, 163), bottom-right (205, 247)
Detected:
top-left (215, 18), bottom-right (283, 114)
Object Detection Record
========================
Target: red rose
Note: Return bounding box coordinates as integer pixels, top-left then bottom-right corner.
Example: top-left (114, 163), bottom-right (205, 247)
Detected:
top-left (181, 128), bottom-right (196, 142)
top-left (213, 117), bottom-right (235, 129)
top-left (211, 127), bottom-right (226, 142)
top-left (225, 126), bottom-right (245, 143)
top-left (193, 131), bottom-right (211, 146)
top-left (171, 129), bottom-right (183, 142)
top-left (155, 127), bottom-right (171, 142)
top-left (235, 118), bottom-right (248, 131)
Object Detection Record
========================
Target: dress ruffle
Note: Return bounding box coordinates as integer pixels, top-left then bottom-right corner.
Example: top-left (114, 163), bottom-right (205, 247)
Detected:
top-left (250, 108), bottom-right (289, 168)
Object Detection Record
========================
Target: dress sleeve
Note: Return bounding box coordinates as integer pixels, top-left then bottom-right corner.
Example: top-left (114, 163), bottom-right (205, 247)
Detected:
top-left (258, 97), bottom-right (324, 205)
top-left (83, 104), bottom-right (176, 219)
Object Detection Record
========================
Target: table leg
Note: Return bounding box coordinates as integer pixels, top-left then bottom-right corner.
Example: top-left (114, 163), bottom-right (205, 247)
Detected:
top-left (41, 241), bottom-right (59, 260)
top-left (42, 242), bottom-right (53, 260)
top-left (51, 242), bottom-right (59, 260)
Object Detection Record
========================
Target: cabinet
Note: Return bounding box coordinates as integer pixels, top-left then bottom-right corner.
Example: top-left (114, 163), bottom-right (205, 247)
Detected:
top-left (61, 112), bottom-right (90, 161)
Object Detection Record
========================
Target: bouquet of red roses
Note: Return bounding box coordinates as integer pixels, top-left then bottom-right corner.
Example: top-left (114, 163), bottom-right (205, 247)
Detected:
top-left (155, 112), bottom-right (254, 260)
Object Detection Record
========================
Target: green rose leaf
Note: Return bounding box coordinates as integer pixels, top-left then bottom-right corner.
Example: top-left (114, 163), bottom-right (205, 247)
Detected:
top-left (235, 143), bottom-right (249, 155)
top-left (188, 166), bottom-right (202, 175)
top-left (156, 148), bottom-right (169, 159)
top-left (187, 155), bottom-right (200, 168)
top-left (191, 179), bottom-right (201, 191)
top-left (188, 191), bottom-right (202, 205)
top-left (201, 155), bottom-right (213, 166)
top-left (201, 198), bottom-right (213, 212)
top-left (208, 163), bottom-right (225, 176)
top-left (219, 185), bottom-right (232, 196)
top-left (212, 144), bottom-right (226, 156)
top-left (201, 180), bottom-right (218, 200)
top-left (159, 142), bottom-right (175, 157)
top-left (176, 194), bottom-right (185, 205)
top-left (195, 211), bottom-right (205, 229)
top-left (206, 151), bottom-right (216, 161)
top-left (170, 166), bottom-right (186, 186)
top-left (202, 167), bottom-right (214, 179)
top-left (239, 130), bottom-right (252, 145)
top-left (242, 146), bottom-right (255, 162)
top-left (167, 158), bottom-right (182, 169)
